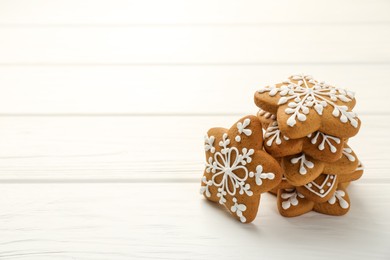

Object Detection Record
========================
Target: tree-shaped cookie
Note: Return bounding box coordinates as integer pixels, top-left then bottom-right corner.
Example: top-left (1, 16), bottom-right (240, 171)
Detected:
top-left (200, 115), bottom-right (283, 223)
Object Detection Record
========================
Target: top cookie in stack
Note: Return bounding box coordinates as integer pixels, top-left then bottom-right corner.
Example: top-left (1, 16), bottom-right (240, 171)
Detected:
top-left (254, 74), bottom-right (361, 139)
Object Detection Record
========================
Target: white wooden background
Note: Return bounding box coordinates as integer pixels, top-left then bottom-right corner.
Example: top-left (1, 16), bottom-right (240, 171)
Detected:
top-left (0, 1), bottom-right (389, 259)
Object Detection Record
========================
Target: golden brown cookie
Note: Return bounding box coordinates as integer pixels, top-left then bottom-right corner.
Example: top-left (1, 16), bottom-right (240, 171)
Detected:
top-left (322, 144), bottom-right (359, 175)
top-left (278, 184), bottom-right (351, 217)
top-left (313, 184), bottom-right (350, 216)
top-left (269, 161), bottom-right (360, 197)
top-left (200, 115), bottom-right (283, 223)
top-left (303, 132), bottom-right (344, 162)
top-left (277, 188), bottom-right (314, 217)
top-left (281, 143), bottom-right (359, 187)
top-left (282, 153), bottom-right (325, 186)
top-left (338, 161), bottom-right (364, 183)
top-left (254, 74), bottom-right (361, 139)
top-left (264, 120), bottom-right (345, 162)
top-left (264, 121), bottom-right (303, 158)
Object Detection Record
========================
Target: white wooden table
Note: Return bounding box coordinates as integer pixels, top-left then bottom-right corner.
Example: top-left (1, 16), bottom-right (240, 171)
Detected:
top-left (0, 1), bottom-right (389, 259)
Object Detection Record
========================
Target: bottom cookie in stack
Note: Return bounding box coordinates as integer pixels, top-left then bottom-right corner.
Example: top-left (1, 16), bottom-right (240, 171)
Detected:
top-left (270, 161), bottom-right (364, 217)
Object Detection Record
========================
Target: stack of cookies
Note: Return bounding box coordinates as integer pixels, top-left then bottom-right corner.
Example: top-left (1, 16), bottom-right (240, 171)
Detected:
top-left (199, 74), bottom-right (364, 223)
top-left (254, 74), bottom-right (363, 217)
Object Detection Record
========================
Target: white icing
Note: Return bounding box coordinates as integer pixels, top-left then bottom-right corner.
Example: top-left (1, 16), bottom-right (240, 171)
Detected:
top-left (235, 118), bottom-right (252, 142)
top-left (290, 154), bottom-right (314, 175)
top-left (264, 121), bottom-right (289, 146)
top-left (204, 134), bottom-right (215, 153)
top-left (281, 189), bottom-right (305, 210)
top-left (308, 132), bottom-right (341, 153)
top-left (355, 161), bottom-right (364, 171)
top-left (328, 190), bottom-right (349, 209)
top-left (304, 175), bottom-right (337, 198)
top-left (200, 176), bottom-right (212, 197)
top-left (258, 109), bottom-right (276, 120)
top-left (342, 147), bottom-right (356, 162)
top-left (231, 197), bottom-right (247, 223)
top-left (258, 109), bottom-right (266, 116)
top-left (257, 74), bottom-right (358, 128)
top-left (249, 165), bottom-right (275, 186)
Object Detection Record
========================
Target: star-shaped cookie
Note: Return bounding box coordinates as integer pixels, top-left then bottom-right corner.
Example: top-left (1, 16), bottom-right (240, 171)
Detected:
top-left (200, 115), bottom-right (283, 223)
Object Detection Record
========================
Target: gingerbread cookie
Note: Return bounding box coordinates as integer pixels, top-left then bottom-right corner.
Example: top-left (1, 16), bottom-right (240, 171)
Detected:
top-left (338, 161), bottom-right (364, 183)
top-left (304, 132), bottom-right (344, 162)
top-left (274, 159), bottom-right (363, 216)
top-left (254, 74), bottom-right (361, 139)
top-left (270, 160), bottom-right (362, 196)
top-left (264, 120), bottom-right (345, 162)
top-left (322, 145), bottom-right (359, 175)
top-left (277, 188), bottom-right (314, 217)
top-left (281, 144), bottom-right (359, 186)
top-left (313, 184), bottom-right (350, 216)
top-left (282, 153), bottom-right (325, 186)
top-left (277, 183), bottom-right (351, 217)
top-left (264, 121), bottom-right (302, 157)
top-left (200, 115), bottom-right (283, 223)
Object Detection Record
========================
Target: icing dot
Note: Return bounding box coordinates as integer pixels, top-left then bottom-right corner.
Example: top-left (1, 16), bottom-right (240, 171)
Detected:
top-left (307, 183), bottom-right (312, 188)
top-left (235, 135), bottom-right (241, 142)
top-left (330, 176), bottom-right (334, 179)
top-left (327, 183), bottom-right (331, 187)
top-left (320, 189), bottom-right (324, 194)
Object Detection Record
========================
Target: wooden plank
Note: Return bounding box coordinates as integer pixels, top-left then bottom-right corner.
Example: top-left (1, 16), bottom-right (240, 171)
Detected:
top-left (0, 183), bottom-right (388, 259)
top-left (0, 25), bottom-right (389, 64)
top-left (0, 115), bottom-right (387, 182)
top-left (0, 65), bottom-right (388, 115)
top-left (1, 0), bottom-right (389, 25)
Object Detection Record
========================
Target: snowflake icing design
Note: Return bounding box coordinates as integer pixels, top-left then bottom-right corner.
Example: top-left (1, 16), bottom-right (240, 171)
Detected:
top-left (200, 117), bottom-right (281, 223)
top-left (258, 74), bottom-right (358, 128)
top-left (203, 133), bottom-right (254, 204)
top-left (201, 131), bottom-right (275, 222)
